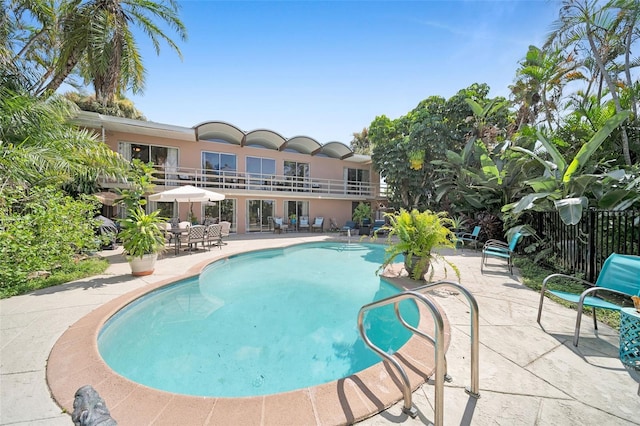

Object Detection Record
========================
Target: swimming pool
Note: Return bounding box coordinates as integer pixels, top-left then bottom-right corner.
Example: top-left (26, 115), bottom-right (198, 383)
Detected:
top-left (98, 242), bottom-right (418, 397)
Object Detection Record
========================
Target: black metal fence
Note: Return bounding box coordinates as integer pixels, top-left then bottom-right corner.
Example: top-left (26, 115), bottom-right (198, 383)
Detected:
top-left (530, 209), bottom-right (640, 282)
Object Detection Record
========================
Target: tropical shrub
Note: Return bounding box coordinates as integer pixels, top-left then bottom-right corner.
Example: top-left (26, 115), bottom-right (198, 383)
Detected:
top-left (0, 186), bottom-right (101, 297)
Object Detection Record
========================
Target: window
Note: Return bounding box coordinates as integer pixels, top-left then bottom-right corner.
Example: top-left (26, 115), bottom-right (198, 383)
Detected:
top-left (285, 200), bottom-right (309, 226)
top-left (247, 199), bottom-right (274, 232)
top-left (246, 156), bottom-right (275, 189)
top-left (284, 160), bottom-right (309, 189)
top-left (346, 168), bottom-right (370, 195)
top-left (284, 161), bottom-right (309, 179)
top-left (202, 152), bottom-right (237, 176)
top-left (119, 142), bottom-right (178, 182)
top-left (203, 199), bottom-right (237, 232)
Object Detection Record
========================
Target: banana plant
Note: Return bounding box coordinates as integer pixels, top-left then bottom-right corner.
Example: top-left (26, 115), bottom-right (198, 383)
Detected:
top-left (504, 110), bottom-right (632, 225)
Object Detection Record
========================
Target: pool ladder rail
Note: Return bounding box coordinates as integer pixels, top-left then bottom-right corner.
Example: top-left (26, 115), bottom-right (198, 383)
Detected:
top-left (357, 280), bottom-right (480, 426)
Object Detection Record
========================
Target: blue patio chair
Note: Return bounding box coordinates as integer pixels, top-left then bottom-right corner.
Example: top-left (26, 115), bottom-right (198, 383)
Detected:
top-left (537, 253), bottom-right (640, 346)
top-left (480, 232), bottom-right (522, 275)
top-left (341, 220), bottom-right (356, 235)
top-left (456, 226), bottom-right (481, 251)
top-left (370, 219), bottom-right (387, 236)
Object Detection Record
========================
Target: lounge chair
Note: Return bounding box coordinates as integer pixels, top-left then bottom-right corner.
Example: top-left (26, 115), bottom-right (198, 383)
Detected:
top-left (537, 253), bottom-right (640, 346)
top-left (456, 226), bottom-right (481, 251)
top-left (311, 217), bottom-right (324, 232)
top-left (481, 232), bottom-right (522, 275)
top-left (298, 216), bottom-right (310, 232)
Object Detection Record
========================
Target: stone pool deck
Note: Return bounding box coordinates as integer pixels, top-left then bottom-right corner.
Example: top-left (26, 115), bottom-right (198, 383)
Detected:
top-left (1, 233), bottom-right (639, 425)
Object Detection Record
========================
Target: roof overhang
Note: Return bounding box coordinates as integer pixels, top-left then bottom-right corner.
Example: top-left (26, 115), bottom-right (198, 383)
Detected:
top-left (72, 111), bottom-right (195, 142)
top-left (194, 121), bottom-right (244, 145)
top-left (244, 129), bottom-right (287, 150)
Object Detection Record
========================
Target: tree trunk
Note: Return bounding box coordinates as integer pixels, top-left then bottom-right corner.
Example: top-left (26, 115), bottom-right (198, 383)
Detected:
top-left (586, 23), bottom-right (632, 166)
top-left (39, 50), bottom-right (80, 97)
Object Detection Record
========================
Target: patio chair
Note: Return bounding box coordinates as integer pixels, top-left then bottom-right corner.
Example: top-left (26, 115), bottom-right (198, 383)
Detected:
top-left (205, 224), bottom-right (222, 249)
top-left (219, 221), bottom-right (231, 244)
top-left (273, 217), bottom-right (288, 234)
top-left (456, 226), bottom-right (481, 251)
top-left (480, 232), bottom-right (522, 275)
top-left (370, 219), bottom-right (387, 236)
top-left (329, 218), bottom-right (340, 231)
top-left (159, 222), bottom-right (173, 245)
top-left (341, 220), bottom-right (356, 235)
top-left (311, 217), bottom-right (324, 232)
top-left (298, 216), bottom-right (310, 232)
top-left (537, 253), bottom-right (640, 346)
top-left (185, 225), bottom-right (207, 252)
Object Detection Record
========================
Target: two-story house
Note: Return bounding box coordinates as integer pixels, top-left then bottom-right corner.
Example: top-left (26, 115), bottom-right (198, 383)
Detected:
top-left (75, 111), bottom-right (387, 234)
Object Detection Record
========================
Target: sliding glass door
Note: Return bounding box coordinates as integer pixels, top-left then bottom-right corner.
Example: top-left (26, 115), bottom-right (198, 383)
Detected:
top-left (246, 199), bottom-right (274, 232)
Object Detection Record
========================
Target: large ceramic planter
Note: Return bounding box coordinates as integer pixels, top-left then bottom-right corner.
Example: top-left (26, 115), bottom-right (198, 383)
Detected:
top-left (128, 253), bottom-right (158, 276)
top-left (404, 253), bottom-right (429, 280)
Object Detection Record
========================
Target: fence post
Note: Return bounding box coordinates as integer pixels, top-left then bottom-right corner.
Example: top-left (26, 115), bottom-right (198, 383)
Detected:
top-left (587, 209), bottom-right (596, 283)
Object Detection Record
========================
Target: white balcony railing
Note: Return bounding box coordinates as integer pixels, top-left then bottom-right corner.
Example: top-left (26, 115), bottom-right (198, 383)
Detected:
top-left (101, 167), bottom-right (384, 199)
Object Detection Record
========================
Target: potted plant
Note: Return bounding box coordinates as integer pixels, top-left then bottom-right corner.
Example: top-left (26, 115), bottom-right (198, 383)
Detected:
top-left (289, 213), bottom-right (297, 225)
top-left (118, 207), bottom-right (167, 276)
top-left (377, 208), bottom-right (460, 281)
top-left (352, 202), bottom-right (372, 234)
top-left (116, 160), bottom-right (166, 276)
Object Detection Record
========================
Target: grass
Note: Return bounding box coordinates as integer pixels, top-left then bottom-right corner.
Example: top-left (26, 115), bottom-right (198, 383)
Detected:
top-left (514, 256), bottom-right (621, 330)
top-left (0, 257), bottom-right (110, 299)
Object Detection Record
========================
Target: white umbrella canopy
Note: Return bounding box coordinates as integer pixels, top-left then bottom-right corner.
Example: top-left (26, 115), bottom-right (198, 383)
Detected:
top-left (148, 185), bottom-right (225, 202)
top-left (149, 185), bottom-right (225, 222)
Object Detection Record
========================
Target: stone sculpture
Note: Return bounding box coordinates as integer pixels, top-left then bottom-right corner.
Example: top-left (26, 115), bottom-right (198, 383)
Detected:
top-left (71, 385), bottom-right (117, 426)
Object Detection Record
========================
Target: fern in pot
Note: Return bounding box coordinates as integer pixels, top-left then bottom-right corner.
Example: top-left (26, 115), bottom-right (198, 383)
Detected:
top-left (377, 208), bottom-right (460, 281)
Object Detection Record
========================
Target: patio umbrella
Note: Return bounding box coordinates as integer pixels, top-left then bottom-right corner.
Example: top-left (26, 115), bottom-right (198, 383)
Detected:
top-left (148, 185), bottom-right (225, 221)
top-left (148, 185), bottom-right (225, 203)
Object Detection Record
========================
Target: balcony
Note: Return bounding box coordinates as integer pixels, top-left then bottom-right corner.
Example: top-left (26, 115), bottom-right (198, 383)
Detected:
top-left (101, 167), bottom-right (386, 200)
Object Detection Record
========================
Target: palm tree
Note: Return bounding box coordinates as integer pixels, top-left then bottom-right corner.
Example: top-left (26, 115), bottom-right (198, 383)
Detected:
top-left (514, 45), bottom-right (584, 132)
top-left (546, 0), bottom-right (634, 165)
top-left (37, 0), bottom-right (187, 105)
top-left (0, 74), bottom-right (127, 191)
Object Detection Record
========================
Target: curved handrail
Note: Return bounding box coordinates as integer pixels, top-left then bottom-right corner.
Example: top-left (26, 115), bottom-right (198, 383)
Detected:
top-left (413, 280), bottom-right (480, 398)
top-left (358, 291), bottom-right (444, 424)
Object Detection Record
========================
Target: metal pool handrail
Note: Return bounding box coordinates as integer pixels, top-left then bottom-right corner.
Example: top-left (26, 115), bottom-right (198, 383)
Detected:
top-left (357, 291), bottom-right (444, 423)
top-left (413, 280), bottom-right (480, 398)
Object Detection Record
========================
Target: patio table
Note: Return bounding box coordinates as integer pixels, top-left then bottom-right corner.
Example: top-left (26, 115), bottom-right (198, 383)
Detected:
top-left (620, 307), bottom-right (640, 396)
top-left (168, 228), bottom-right (189, 255)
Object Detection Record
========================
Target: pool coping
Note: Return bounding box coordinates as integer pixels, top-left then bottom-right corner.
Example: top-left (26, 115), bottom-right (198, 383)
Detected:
top-left (46, 250), bottom-right (451, 425)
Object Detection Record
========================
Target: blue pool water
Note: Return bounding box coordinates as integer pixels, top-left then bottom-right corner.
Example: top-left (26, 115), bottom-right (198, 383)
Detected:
top-left (98, 242), bottom-right (418, 397)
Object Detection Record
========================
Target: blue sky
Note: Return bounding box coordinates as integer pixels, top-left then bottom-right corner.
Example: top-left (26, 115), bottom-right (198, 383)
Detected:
top-left (128, 0), bottom-right (560, 144)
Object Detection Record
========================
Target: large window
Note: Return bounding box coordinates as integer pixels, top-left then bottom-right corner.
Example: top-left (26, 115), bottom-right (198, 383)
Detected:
top-left (202, 152), bottom-right (237, 180)
top-left (346, 168), bottom-right (370, 195)
top-left (246, 156), bottom-right (275, 189)
top-left (284, 160), bottom-right (309, 189)
top-left (284, 161), bottom-right (309, 179)
top-left (119, 142), bottom-right (178, 181)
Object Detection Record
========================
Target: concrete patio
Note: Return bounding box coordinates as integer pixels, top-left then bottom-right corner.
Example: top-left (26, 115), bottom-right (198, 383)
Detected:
top-left (1, 233), bottom-right (639, 425)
